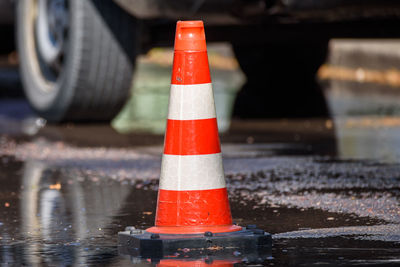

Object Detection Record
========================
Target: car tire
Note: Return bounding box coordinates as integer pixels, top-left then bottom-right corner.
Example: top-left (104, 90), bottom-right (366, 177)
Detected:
top-left (16, 0), bottom-right (138, 122)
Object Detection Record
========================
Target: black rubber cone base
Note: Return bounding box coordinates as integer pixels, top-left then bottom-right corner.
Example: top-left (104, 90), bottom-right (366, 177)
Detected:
top-left (118, 226), bottom-right (272, 259)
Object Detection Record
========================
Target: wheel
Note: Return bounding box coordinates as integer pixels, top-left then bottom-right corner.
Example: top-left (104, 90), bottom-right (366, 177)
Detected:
top-left (232, 41), bottom-right (330, 118)
top-left (17, 0), bottom-right (138, 122)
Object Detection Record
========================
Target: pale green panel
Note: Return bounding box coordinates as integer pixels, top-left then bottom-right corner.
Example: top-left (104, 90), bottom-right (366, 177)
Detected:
top-left (113, 48), bottom-right (244, 134)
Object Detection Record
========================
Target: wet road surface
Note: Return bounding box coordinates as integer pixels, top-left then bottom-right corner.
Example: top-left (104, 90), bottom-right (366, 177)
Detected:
top-left (1, 100), bottom-right (400, 266)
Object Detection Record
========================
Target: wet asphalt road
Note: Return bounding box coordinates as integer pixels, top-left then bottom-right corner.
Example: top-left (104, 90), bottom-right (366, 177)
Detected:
top-left (0, 98), bottom-right (400, 266)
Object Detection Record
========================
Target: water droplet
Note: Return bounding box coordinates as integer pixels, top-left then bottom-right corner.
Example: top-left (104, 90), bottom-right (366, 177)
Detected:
top-left (233, 251), bottom-right (241, 256)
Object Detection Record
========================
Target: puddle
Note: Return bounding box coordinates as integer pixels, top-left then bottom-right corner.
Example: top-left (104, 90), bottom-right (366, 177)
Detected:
top-left (0, 155), bottom-right (399, 266)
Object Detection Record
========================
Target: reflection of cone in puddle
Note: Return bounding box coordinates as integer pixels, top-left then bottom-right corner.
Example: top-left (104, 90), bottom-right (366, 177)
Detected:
top-left (147, 20), bottom-right (241, 234)
top-left (157, 259), bottom-right (237, 267)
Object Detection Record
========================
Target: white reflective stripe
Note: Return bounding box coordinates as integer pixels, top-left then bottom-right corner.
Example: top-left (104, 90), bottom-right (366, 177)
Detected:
top-left (168, 83), bottom-right (216, 120)
top-left (159, 153), bottom-right (226, 191)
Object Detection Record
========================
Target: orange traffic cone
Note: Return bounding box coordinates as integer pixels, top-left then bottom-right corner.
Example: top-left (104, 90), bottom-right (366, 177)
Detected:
top-left (147, 20), bottom-right (241, 235)
top-left (118, 20), bottom-right (271, 259)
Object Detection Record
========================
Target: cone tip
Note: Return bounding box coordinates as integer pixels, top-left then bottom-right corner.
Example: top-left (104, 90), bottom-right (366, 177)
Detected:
top-left (177, 20), bottom-right (204, 28)
top-left (174, 20), bottom-right (207, 52)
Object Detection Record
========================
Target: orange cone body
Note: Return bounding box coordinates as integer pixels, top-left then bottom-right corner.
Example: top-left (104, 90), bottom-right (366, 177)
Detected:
top-left (147, 21), bottom-right (242, 235)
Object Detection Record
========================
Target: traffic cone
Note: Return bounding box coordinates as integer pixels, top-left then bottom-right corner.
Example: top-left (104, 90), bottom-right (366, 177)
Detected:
top-left (118, 20), bottom-right (271, 259)
top-left (146, 20), bottom-right (241, 235)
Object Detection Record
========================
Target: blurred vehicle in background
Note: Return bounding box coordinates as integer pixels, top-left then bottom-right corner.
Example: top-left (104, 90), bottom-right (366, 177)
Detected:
top-left (2, 0), bottom-right (400, 122)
